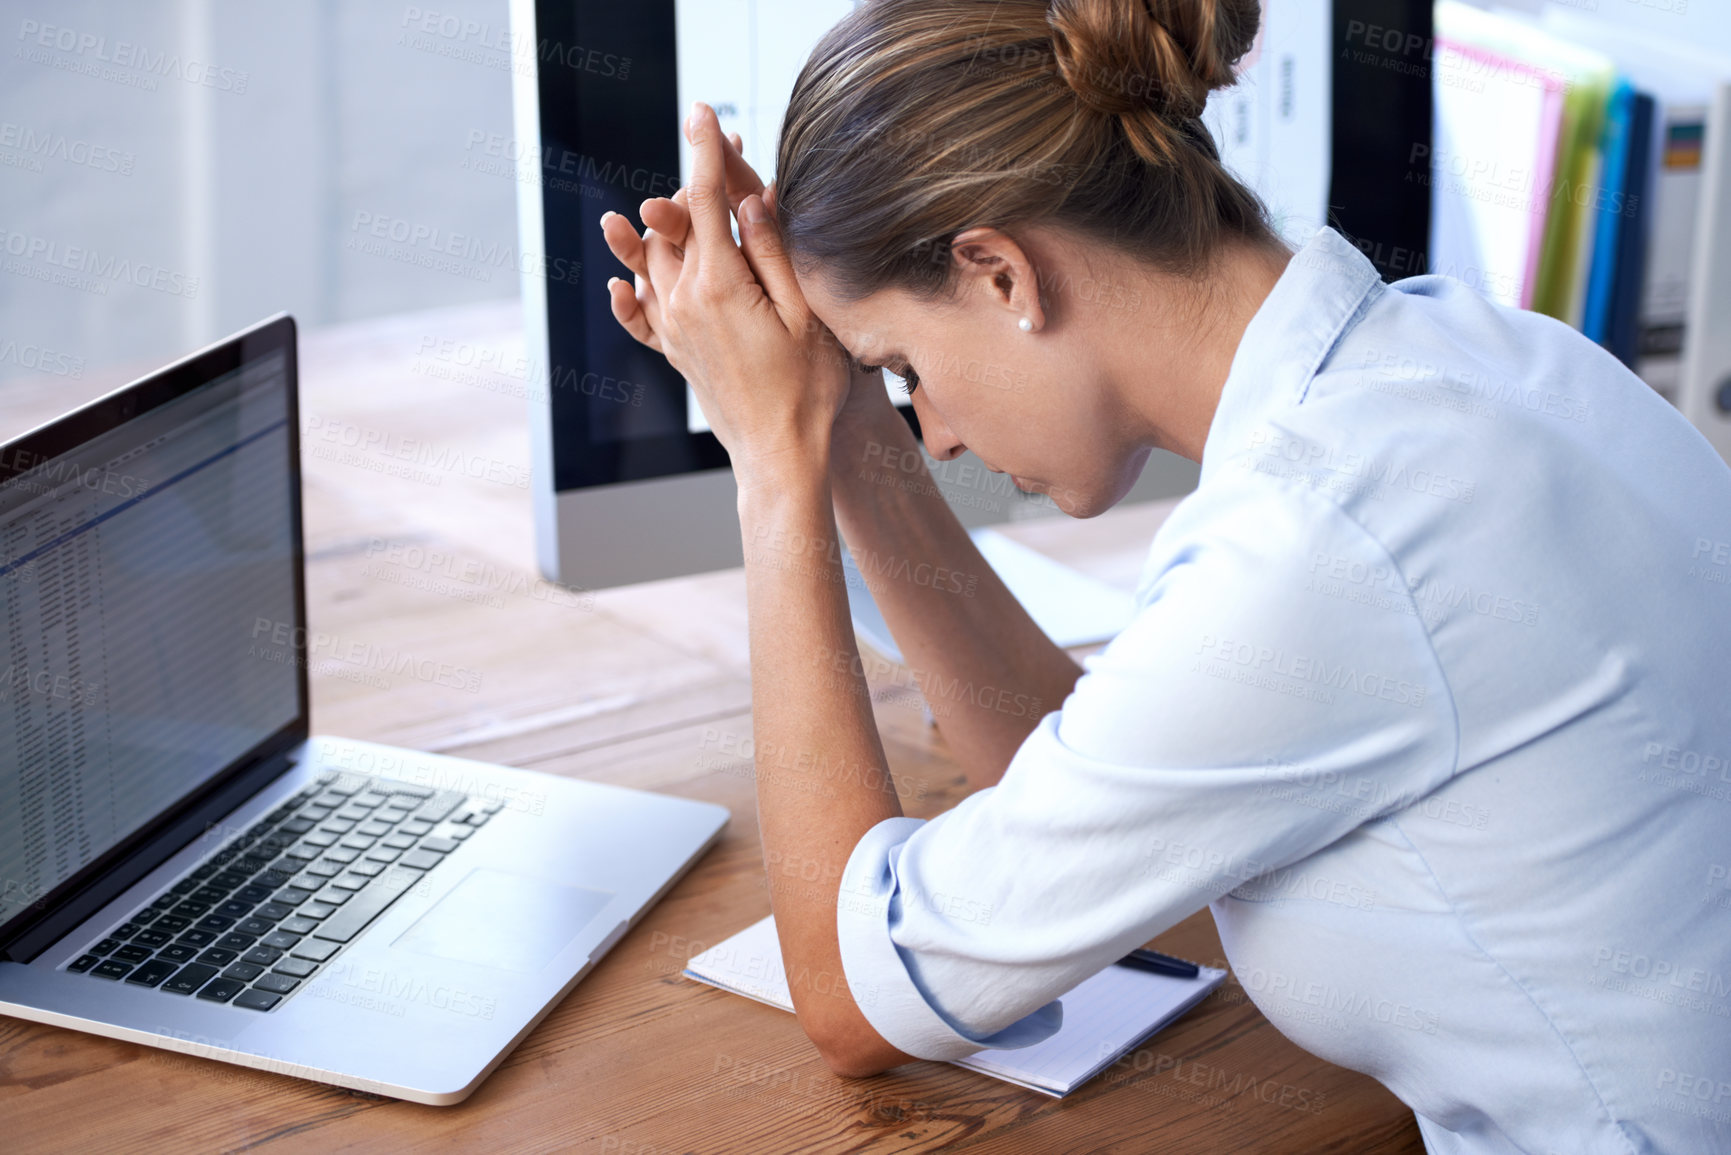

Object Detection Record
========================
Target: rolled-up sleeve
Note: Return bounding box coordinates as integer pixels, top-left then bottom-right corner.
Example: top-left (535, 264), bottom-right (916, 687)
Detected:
top-left (835, 477), bottom-right (1459, 1062)
top-left (837, 817), bottom-right (1064, 1059)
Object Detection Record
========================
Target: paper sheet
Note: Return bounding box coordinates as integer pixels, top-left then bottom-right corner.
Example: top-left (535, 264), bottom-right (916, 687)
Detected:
top-left (684, 915), bottom-right (1226, 1097)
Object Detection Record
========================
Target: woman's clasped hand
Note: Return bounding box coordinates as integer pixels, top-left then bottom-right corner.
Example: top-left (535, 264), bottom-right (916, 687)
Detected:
top-left (597, 101), bottom-right (857, 494)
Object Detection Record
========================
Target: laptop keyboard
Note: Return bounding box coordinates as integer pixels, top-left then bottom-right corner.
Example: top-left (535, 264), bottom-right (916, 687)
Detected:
top-left (62, 770), bottom-right (500, 1011)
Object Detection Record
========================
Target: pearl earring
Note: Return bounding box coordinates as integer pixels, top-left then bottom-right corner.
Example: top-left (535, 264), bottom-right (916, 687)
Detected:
top-left (1018, 317), bottom-right (1033, 333)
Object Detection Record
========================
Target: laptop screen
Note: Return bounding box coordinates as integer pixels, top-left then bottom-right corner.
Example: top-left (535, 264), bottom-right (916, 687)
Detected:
top-left (0, 346), bottom-right (301, 929)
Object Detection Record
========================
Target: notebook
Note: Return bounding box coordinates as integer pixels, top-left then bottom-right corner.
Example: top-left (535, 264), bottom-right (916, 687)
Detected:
top-left (682, 915), bottom-right (1227, 1098)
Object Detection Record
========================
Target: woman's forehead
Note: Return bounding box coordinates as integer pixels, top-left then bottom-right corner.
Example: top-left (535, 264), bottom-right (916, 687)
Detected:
top-left (793, 270), bottom-right (902, 354)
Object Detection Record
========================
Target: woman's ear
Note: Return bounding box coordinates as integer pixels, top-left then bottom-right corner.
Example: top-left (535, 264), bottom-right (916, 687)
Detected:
top-left (950, 226), bottom-right (1045, 332)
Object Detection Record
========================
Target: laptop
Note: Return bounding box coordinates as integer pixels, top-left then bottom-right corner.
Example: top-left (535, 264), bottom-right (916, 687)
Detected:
top-left (0, 315), bottom-right (729, 1104)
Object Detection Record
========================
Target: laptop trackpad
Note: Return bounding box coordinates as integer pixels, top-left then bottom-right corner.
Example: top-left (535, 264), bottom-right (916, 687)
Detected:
top-left (390, 867), bottom-right (615, 974)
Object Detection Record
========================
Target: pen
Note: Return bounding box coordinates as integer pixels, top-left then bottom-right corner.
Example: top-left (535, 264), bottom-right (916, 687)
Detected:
top-left (1115, 948), bottom-right (1201, 980)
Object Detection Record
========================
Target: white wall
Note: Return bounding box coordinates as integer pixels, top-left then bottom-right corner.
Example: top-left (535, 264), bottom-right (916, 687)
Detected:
top-left (0, 0), bottom-right (517, 386)
top-left (1474, 0), bottom-right (1731, 49)
top-left (2, 0), bottom-right (1726, 392)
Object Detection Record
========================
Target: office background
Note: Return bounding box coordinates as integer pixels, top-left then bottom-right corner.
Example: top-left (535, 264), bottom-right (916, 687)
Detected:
top-left (1, 0), bottom-right (1725, 393)
top-left (2, 3), bottom-right (1728, 1146)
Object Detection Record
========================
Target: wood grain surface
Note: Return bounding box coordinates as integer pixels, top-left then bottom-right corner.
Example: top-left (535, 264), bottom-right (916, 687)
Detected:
top-left (0, 302), bottom-right (1424, 1154)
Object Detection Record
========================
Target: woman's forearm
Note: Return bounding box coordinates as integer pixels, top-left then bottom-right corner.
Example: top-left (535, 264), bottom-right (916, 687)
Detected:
top-left (737, 472), bottom-right (913, 1075)
top-left (827, 403), bottom-right (1084, 791)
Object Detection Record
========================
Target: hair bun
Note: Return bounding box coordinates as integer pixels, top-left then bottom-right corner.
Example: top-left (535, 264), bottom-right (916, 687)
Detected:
top-left (1046, 0), bottom-right (1259, 121)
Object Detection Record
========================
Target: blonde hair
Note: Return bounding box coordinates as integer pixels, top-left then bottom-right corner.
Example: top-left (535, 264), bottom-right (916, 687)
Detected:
top-left (774, 0), bottom-right (1273, 302)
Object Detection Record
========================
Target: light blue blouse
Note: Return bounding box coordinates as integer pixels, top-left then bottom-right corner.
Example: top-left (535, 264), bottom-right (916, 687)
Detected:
top-left (836, 227), bottom-right (1731, 1154)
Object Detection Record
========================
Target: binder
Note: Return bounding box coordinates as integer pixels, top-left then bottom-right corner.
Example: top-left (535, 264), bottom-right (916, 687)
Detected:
top-left (1430, 2), bottom-right (1638, 315)
top-left (1538, 11), bottom-right (1708, 389)
top-left (1583, 82), bottom-right (1657, 367)
top-left (1605, 92), bottom-right (1656, 368)
top-left (1582, 82), bottom-right (1637, 347)
top-left (1678, 80), bottom-right (1731, 462)
top-left (1428, 30), bottom-right (1566, 309)
top-left (1537, 9), bottom-right (1731, 461)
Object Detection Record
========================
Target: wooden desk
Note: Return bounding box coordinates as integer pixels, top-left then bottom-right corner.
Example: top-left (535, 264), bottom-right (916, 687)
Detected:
top-left (0, 303), bottom-right (1424, 1153)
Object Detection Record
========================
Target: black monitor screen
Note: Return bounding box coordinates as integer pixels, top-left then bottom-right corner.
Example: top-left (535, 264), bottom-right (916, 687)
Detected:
top-left (536, 0), bottom-right (730, 491)
top-left (0, 348), bottom-right (302, 928)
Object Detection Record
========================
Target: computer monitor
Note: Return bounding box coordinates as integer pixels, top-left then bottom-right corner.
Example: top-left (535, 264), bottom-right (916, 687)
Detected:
top-left (509, 0), bottom-right (1430, 590)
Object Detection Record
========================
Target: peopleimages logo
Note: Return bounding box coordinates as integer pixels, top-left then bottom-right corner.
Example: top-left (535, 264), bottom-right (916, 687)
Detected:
top-left (0, 445), bottom-right (147, 498)
top-left (1305, 550), bottom-right (1541, 629)
top-left (1233, 965), bottom-right (1442, 1035)
top-left (1357, 342), bottom-right (1591, 423)
top-left (1591, 946), bottom-right (1730, 1002)
top-left (0, 228), bottom-right (199, 297)
top-left (0, 338), bottom-right (84, 378)
top-left (412, 335), bottom-right (644, 408)
top-left (0, 663), bottom-right (103, 708)
top-left (1642, 742), bottom-right (1731, 783)
top-left (346, 211), bottom-right (579, 285)
top-left (320, 959), bottom-right (497, 1020)
top-left (461, 131), bottom-right (678, 198)
top-left (397, 7), bottom-right (631, 81)
top-left (1193, 633), bottom-right (1429, 709)
top-left (0, 121), bottom-right (134, 174)
top-left (249, 618), bottom-right (483, 694)
top-left (302, 413), bottom-right (530, 489)
top-left (15, 19), bottom-right (250, 93)
top-left (1244, 430), bottom-right (1476, 505)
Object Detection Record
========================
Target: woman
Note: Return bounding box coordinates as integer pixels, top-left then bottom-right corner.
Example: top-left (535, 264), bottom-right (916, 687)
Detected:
top-left (599, 1), bottom-right (1731, 1150)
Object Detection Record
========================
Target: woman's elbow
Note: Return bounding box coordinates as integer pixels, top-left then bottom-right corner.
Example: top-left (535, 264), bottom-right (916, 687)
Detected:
top-left (817, 1043), bottom-right (893, 1080)
top-left (805, 1014), bottom-right (905, 1079)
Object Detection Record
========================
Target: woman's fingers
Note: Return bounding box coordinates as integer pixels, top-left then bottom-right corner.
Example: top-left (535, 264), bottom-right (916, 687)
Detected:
top-left (737, 194), bottom-right (803, 323)
top-left (643, 226), bottom-right (686, 308)
top-left (607, 276), bottom-right (660, 352)
top-left (600, 211), bottom-right (650, 280)
top-left (722, 132), bottom-right (767, 212)
top-left (682, 103), bottom-right (752, 284)
top-left (640, 197), bottom-right (690, 251)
